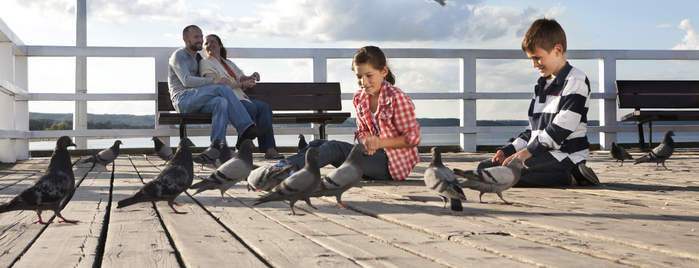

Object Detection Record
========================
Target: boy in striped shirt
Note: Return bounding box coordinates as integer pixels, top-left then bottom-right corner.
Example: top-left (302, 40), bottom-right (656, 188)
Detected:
top-left (477, 18), bottom-right (600, 187)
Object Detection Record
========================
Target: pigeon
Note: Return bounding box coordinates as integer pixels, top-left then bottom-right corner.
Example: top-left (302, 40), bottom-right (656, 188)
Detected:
top-left (423, 147), bottom-right (467, 211)
top-left (310, 143), bottom-right (366, 209)
top-left (193, 138), bottom-right (221, 170)
top-left (297, 134), bottom-right (308, 152)
top-left (247, 164), bottom-right (293, 192)
top-left (634, 131), bottom-right (675, 170)
top-left (152, 136), bottom-right (173, 165)
top-left (610, 142), bottom-right (633, 167)
top-left (83, 140), bottom-right (122, 172)
top-left (254, 147), bottom-right (321, 215)
top-left (218, 140), bottom-right (237, 165)
top-left (190, 139), bottom-right (254, 202)
top-left (117, 138), bottom-right (195, 214)
top-left (429, 0), bottom-right (446, 7)
top-left (453, 158), bottom-right (525, 204)
top-left (0, 136), bottom-right (78, 224)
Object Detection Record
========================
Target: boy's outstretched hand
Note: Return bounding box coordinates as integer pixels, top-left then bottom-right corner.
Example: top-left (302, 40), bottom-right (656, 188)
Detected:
top-left (502, 149), bottom-right (532, 166)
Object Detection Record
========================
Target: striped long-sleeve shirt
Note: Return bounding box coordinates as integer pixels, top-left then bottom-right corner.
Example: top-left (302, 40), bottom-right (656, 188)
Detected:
top-left (499, 62), bottom-right (591, 164)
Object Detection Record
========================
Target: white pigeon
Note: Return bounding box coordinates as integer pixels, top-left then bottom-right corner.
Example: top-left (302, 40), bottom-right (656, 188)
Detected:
top-left (0, 136), bottom-right (78, 224)
top-left (152, 136), bottom-right (173, 165)
top-left (610, 142), bottom-right (633, 167)
top-left (424, 147), bottom-right (467, 211)
top-left (193, 138), bottom-right (221, 170)
top-left (83, 140), bottom-right (122, 172)
top-left (117, 138), bottom-right (195, 214)
top-left (634, 131), bottom-right (675, 170)
top-left (311, 143), bottom-right (366, 209)
top-left (254, 147), bottom-right (322, 215)
top-left (247, 164), bottom-right (293, 192)
top-left (190, 139), bottom-right (254, 202)
top-left (218, 140), bottom-right (237, 165)
top-left (453, 158), bottom-right (525, 204)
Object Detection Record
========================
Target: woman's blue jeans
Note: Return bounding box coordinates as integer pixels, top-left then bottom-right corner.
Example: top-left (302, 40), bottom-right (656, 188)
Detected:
top-left (239, 98), bottom-right (276, 152)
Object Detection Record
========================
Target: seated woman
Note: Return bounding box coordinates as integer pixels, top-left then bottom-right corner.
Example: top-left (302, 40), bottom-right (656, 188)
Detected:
top-left (279, 46), bottom-right (421, 181)
top-left (199, 34), bottom-right (283, 159)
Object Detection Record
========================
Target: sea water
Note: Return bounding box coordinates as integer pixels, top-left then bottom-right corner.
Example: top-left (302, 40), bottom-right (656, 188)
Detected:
top-left (29, 131), bottom-right (699, 151)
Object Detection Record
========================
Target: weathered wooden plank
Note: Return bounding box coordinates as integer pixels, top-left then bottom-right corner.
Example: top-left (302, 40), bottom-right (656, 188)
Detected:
top-left (101, 158), bottom-right (180, 268)
top-left (339, 186), bottom-right (628, 268)
top-left (0, 159), bottom-right (48, 190)
top-left (131, 156), bottom-right (269, 268)
top-left (192, 187), bottom-right (362, 268)
top-left (226, 182), bottom-right (466, 268)
top-left (13, 165), bottom-right (106, 267)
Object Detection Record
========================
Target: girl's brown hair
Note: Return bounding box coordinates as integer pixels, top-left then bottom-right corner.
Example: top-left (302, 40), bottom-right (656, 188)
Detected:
top-left (351, 46), bottom-right (396, 85)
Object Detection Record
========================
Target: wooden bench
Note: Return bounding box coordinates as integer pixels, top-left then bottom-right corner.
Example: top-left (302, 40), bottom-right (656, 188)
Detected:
top-left (616, 80), bottom-right (699, 148)
top-left (157, 82), bottom-right (351, 140)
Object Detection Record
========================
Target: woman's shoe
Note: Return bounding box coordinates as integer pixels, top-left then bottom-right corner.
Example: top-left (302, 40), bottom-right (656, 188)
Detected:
top-left (265, 153), bottom-right (285, 160)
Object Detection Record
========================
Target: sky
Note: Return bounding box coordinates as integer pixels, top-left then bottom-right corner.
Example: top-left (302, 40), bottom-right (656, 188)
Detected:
top-left (1, 0), bottom-right (699, 121)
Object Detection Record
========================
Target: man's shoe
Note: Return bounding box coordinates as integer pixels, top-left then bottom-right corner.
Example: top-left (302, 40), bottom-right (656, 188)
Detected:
top-left (571, 162), bottom-right (600, 186)
top-left (240, 125), bottom-right (272, 141)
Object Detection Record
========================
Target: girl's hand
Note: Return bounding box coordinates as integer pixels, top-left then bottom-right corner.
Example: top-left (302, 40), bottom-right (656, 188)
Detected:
top-left (362, 135), bottom-right (380, 155)
top-left (242, 79), bottom-right (256, 90)
top-left (250, 72), bottom-right (261, 82)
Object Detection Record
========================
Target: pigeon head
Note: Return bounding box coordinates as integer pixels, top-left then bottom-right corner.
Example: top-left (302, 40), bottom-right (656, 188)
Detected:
top-left (220, 140), bottom-right (229, 148)
top-left (56, 136), bottom-right (77, 149)
top-left (665, 131), bottom-right (675, 138)
top-left (210, 138), bottom-right (221, 149)
top-left (352, 143), bottom-right (368, 155)
top-left (305, 147), bottom-right (320, 160)
top-left (180, 138), bottom-right (195, 148)
top-left (113, 140), bottom-right (123, 147)
top-left (611, 142), bottom-right (617, 147)
top-left (429, 147), bottom-right (443, 165)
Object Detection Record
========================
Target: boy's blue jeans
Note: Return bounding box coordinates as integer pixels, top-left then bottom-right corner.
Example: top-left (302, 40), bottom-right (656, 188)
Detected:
top-left (239, 99), bottom-right (276, 152)
top-left (477, 152), bottom-right (575, 187)
top-left (283, 139), bottom-right (393, 180)
top-left (172, 84), bottom-right (254, 143)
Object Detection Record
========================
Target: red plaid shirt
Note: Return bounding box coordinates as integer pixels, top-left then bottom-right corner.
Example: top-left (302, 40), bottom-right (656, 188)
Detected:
top-left (354, 82), bottom-right (421, 180)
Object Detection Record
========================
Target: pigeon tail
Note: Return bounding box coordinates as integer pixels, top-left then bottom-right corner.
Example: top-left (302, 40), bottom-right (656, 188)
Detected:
top-left (117, 192), bottom-right (150, 209)
top-left (450, 198), bottom-right (463, 211)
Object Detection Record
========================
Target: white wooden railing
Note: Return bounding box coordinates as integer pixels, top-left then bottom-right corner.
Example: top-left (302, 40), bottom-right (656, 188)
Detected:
top-left (2, 16), bottom-right (699, 162)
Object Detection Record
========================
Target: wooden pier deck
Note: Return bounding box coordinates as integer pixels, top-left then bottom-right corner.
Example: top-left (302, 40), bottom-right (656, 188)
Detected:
top-left (1, 149), bottom-right (698, 267)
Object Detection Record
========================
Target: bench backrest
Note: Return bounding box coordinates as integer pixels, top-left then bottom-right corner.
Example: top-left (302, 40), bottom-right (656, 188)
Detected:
top-left (616, 80), bottom-right (699, 109)
top-left (157, 82), bottom-right (343, 112)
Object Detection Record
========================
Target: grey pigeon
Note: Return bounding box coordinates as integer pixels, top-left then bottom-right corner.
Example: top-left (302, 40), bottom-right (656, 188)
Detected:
top-left (423, 147), bottom-right (466, 211)
top-left (83, 140), bottom-right (122, 172)
top-left (152, 136), bottom-right (173, 165)
top-left (610, 142), bottom-right (633, 167)
top-left (311, 143), bottom-right (366, 209)
top-left (190, 139), bottom-right (254, 202)
top-left (453, 158), bottom-right (524, 204)
top-left (0, 136), bottom-right (78, 224)
top-left (218, 140), bottom-right (237, 165)
top-left (429, 0), bottom-right (446, 7)
top-left (117, 138), bottom-right (195, 214)
top-left (254, 147), bottom-right (321, 215)
top-left (297, 134), bottom-right (308, 152)
top-left (247, 164), bottom-right (293, 192)
top-left (193, 138), bottom-right (221, 170)
top-left (634, 131), bottom-right (675, 170)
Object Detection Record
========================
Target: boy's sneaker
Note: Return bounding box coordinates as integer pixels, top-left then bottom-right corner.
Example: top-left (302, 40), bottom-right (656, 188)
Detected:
top-left (571, 162), bottom-right (600, 186)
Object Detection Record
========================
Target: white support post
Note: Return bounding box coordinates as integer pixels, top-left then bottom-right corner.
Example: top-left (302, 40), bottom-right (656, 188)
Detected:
top-left (311, 56), bottom-right (327, 140)
top-left (14, 51), bottom-right (28, 160)
top-left (74, 0), bottom-right (88, 149)
top-left (460, 55), bottom-right (477, 152)
top-left (598, 56), bottom-right (617, 150)
top-left (0, 41), bottom-right (17, 162)
top-left (155, 55), bottom-right (170, 146)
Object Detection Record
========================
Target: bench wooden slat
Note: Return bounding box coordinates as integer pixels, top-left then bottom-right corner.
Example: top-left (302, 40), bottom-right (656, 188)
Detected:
top-left (156, 82), bottom-right (350, 139)
top-left (616, 80), bottom-right (699, 94)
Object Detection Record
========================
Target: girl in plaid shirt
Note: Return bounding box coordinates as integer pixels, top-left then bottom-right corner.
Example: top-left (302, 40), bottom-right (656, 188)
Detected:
top-left (280, 46), bottom-right (421, 180)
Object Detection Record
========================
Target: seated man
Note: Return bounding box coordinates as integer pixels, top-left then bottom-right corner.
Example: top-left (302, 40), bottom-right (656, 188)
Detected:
top-left (167, 25), bottom-right (269, 143)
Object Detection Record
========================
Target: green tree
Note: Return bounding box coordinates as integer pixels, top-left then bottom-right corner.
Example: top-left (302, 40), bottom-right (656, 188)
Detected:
top-left (46, 121), bottom-right (72, 130)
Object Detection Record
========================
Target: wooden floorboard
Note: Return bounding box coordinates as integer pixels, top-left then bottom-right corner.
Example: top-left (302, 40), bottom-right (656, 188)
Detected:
top-left (0, 151), bottom-right (698, 267)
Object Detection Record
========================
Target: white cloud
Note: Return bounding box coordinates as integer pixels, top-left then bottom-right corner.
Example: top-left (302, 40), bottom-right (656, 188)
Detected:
top-left (671, 19), bottom-right (699, 50)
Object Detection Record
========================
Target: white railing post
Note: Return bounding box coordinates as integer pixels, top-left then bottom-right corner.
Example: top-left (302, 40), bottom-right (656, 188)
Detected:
top-left (598, 55), bottom-right (617, 150)
top-left (459, 55), bottom-right (477, 152)
top-left (311, 56), bottom-right (328, 139)
top-left (0, 41), bottom-right (17, 162)
top-left (73, 0), bottom-right (88, 149)
top-left (154, 54), bottom-right (170, 146)
top-left (14, 51), bottom-right (28, 160)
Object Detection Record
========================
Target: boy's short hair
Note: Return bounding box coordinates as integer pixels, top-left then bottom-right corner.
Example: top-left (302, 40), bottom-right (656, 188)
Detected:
top-left (521, 18), bottom-right (566, 54)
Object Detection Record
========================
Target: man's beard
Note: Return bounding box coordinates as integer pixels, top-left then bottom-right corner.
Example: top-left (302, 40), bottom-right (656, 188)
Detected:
top-left (188, 42), bottom-right (202, 51)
